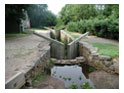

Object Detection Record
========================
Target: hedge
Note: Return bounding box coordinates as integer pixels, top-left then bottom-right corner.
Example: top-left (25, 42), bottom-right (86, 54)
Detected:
top-left (66, 17), bottom-right (119, 40)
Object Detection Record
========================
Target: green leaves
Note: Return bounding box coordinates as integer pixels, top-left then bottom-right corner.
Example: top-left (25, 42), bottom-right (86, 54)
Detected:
top-left (70, 84), bottom-right (78, 89)
top-left (27, 4), bottom-right (56, 28)
top-left (66, 16), bottom-right (119, 40)
top-left (81, 82), bottom-right (94, 89)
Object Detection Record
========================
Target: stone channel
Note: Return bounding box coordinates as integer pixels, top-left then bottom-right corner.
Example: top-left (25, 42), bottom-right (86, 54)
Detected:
top-left (5, 28), bottom-right (119, 89)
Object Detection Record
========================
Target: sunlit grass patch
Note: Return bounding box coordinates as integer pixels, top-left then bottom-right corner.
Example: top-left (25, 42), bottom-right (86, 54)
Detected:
top-left (5, 33), bottom-right (28, 38)
top-left (32, 73), bottom-right (46, 86)
top-left (91, 42), bottom-right (119, 58)
top-left (65, 31), bottom-right (80, 39)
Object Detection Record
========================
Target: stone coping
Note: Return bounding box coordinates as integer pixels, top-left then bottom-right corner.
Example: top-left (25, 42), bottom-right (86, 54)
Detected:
top-left (79, 41), bottom-right (119, 74)
top-left (34, 32), bottom-right (65, 46)
top-left (5, 46), bottom-right (50, 89)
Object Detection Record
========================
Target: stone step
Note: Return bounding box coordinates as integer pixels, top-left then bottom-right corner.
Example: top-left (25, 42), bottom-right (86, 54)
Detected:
top-left (52, 56), bottom-right (85, 65)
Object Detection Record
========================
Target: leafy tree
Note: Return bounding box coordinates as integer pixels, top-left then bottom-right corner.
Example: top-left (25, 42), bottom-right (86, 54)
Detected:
top-left (59, 4), bottom-right (97, 25)
top-left (58, 4), bottom-right (119, 40)
top-left (5, 4), bottom-right (30, 23)
top-left (5, 4), bottom-right (30, 33)
top-left (27, 4), bottom-right (56, 28)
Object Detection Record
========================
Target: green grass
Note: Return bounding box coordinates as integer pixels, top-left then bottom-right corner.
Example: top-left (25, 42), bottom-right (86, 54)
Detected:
top-left (32, 73), bottom-right (46, 86)
top-left (29, 27), bottom-right (47, 31)
top-left (91, 42), bottom-right (119, 58)
top-left (65, 31), bottom-right (80, 39)
top-left (71, 34), bottom-right (80, 39)
top-left (49, 58), bottom-right (54, 65)
top-left (5, 33), bottom-right (28, 38)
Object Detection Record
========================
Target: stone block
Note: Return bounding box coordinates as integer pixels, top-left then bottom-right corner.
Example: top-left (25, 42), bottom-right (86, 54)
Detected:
top-left (104, 60), bottom-right (111, 67)
top-left (76, 56), bottom-right (85, 63)
top-left (98, 55), bottom-right (111, 61)
top-left (5, 72), bottom-right (25, 89)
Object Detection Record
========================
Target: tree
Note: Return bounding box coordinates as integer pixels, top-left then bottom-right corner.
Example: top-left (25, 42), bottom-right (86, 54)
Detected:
top-left (59, 4), bottom-right (97, 25)
top-left (5, 4), bottom-right (30, 23)
top-left (5, 4), bottom-right (30, 33)
top-left (27, 4), bottom-right (56, 28)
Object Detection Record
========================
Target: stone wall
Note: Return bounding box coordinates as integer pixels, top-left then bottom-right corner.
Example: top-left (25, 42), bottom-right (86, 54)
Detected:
top-left (5, 45), bottom-right (51, 89)
top-left (24, 46), bottom-right (51, 86)
top-left (79, 41), bottom-right (119, 74)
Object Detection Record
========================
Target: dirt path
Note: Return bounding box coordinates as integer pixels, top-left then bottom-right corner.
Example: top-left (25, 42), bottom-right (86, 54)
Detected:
top-left (5, 30), bottom-right (50, 81)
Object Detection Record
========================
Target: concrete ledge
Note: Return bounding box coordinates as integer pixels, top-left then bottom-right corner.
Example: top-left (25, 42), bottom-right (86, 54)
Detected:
top-left (34, 32), bottom-right (64, 46)
top-left (5, 45), bottom-right (51, 89)
top-left (5, 72), bottom-right (25, 89)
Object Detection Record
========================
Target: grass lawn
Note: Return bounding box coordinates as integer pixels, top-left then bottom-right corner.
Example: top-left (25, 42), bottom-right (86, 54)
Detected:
top-left (65, 31), bottom-right (80, 39)
top-left (32, 73), bottom-right (46, 87)
top-left (5, 33), bottom-right (29, 38)
top-left (91, 42), bottom-right (119, 58)
top-left (29, 27), bottom-right (47, 31)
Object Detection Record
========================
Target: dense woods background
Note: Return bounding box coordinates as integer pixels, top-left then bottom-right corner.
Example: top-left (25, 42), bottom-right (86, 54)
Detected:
top-left (57, 4), bottom-right (119, 40)
top-left (5, 4), bottom-right (119, 40)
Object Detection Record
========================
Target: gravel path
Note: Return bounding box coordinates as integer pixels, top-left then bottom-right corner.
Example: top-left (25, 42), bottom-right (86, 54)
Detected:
top-left (5, 30), bottom-right (50, 81)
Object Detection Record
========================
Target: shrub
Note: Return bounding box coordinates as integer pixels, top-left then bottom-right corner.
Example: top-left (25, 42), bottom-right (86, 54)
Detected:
top-left (66, 17), bottom-right (119, 40)
top-left (70, 84), bottom-right (78, 89)
top-left (81, 82), bottom-right (94, 89)
top-left (66, 22), bottom-right (78, 32)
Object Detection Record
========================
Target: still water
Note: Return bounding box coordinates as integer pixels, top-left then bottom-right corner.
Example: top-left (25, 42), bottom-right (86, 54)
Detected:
top-left (51, 64), bottom-right (94, 89)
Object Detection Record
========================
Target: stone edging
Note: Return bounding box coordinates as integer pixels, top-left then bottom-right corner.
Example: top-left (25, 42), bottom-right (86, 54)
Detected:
top-left (79, 41), bottom-right (119, 74)
top-left (52, 56), bottom-right (85, 65)
top-left (5, 45), bottom-right (50, 89)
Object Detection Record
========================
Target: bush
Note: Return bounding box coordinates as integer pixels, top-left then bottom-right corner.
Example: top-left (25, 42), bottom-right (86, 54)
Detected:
top-left (66, 16), bottom-right (119, 40)
top-left (77, 20), bottom-right (87, 33)
top-left (66, 22), bottom-right (78, 32)
top-left (81, 82), bottom-right (94, 89)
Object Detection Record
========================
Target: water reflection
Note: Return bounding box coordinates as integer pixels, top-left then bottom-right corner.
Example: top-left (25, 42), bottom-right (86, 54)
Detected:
top-left (51, 64), bottom-right (94, 89)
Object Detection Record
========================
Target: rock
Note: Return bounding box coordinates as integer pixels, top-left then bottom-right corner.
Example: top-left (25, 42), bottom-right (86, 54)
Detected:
top-left (35, 76), bottom-right (65, 89)
top-left (104, 61), bottom-right (111, 67)
top-left (76, 56), bottom-right (85, 63)
top-left (61, 60), bottom-right (67, 64)
top-left (113, 59), bottom-right (118, 64)
top-left (51, 58), bottom-right (57, 63)
top-left (98, 55), bottom-right (111, 61)
top-left (70, 59), bottom-right (76, 64)
top-left (109, 65), bottom-right (114, 71)
top-left (26, 79), bottom-right (32, 87)
top-left (113, 62), bottom-right (119, 73)
top-left (89, 71), bottom-right (119, 89)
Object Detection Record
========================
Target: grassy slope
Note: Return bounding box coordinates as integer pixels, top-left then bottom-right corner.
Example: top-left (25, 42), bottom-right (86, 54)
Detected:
top-left (91, 42), bottom-right (119, 57)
